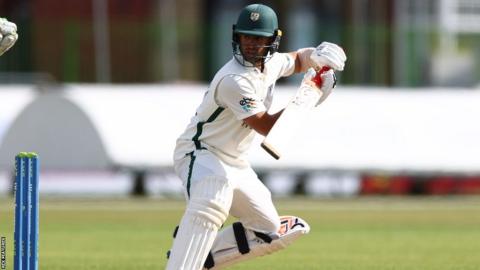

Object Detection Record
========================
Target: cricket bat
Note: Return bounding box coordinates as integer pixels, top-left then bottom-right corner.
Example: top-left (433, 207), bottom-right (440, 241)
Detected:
top-left (261, 67), bottom-right (330, 159)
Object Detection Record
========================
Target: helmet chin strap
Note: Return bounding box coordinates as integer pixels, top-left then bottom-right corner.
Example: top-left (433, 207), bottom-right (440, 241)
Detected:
top-left (233, 52), bottom-right (269, 72)
top-left (232, 41), bottom-right (274, 71)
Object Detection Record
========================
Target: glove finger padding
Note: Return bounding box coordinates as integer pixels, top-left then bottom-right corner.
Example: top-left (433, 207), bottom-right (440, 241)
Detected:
top-left (300, 68), bottom-right (336, 106)
top-left (316, 69), bottom-right (336, 106)
top-left (302, 67), bottom-right (317, 83)
top-left (311, 41), bottom-right (347, 71)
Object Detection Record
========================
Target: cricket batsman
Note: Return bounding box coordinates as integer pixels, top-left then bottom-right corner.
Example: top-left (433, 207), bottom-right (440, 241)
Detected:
top-left (167, 3), bottom-right (346, 269)
top-left (0, 18), bottom-right (18, 56)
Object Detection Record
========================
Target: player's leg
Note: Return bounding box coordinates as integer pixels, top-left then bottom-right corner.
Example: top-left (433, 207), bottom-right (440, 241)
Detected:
top-left (229, 169), bottom-right (281, 233)
top-left (166, 153), bottom-right (233, 270)
top-left (204, 169), bottom-right (310, 269)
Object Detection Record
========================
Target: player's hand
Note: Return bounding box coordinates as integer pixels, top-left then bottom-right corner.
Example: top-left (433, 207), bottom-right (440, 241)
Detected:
top-left (0, 18), bottom-right (18, 56)
top-left (302, 68), bottom-right (336, 106)
top-left (310, 42), bottom-right (346, 71)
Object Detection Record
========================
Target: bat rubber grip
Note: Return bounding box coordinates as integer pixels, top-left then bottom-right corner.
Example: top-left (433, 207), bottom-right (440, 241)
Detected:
top-left (312, 66), bottom-right (331, 87)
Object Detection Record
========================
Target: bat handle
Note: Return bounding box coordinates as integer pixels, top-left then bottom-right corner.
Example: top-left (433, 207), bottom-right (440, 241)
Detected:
top-left (312, 66), bottom-right (331, 87)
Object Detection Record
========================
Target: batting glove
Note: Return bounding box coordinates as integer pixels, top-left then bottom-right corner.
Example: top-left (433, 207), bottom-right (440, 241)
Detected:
top-left (0, 18), bottom-right (18, 56)
top-left (310, 41), bottom-right (346, 71)
top-left (301, 68), bottom-right (336, 106)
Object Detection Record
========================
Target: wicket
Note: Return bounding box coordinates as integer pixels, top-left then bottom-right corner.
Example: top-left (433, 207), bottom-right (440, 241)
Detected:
top-left (14, 152), bottom-right (39, 270)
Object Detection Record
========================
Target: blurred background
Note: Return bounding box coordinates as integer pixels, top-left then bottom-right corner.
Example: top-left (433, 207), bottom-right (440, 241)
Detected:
top-left (0, 0), bottom-right (479, 198)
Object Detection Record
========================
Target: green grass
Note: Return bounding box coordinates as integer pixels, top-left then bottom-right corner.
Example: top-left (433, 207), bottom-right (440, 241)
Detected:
top-left (1, 197), bottom-right (480, 269)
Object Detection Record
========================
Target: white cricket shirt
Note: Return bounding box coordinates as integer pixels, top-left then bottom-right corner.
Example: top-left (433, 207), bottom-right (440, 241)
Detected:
top-left (174, 52), bottom-right (295, 168)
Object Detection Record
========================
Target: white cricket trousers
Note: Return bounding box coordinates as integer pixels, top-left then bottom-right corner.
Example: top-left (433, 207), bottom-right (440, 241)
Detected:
top-left (173, 149), bottom-right (280, 234)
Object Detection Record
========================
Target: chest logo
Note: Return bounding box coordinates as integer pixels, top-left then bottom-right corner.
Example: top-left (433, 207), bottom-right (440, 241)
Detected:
top-left (239, 97), bottom-right (257, 112)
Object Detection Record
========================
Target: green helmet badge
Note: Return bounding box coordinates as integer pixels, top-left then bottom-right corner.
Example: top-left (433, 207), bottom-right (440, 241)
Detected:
top-left (250, 12), bottom-right (260, 22)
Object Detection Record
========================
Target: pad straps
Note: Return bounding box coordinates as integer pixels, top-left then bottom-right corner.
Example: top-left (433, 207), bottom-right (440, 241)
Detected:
top-left (232, 222), bottom-right (250, 254)
top-left (204, 252), bottom-right (215, 269)
top-left (254, 231), bottom-right (274, 244)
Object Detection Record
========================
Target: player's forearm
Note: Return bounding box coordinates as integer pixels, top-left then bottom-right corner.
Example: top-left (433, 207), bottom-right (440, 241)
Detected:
top-left (290, 47), bottom-right (316, 73)
top-left (243, 109), bottom-right (284, 136)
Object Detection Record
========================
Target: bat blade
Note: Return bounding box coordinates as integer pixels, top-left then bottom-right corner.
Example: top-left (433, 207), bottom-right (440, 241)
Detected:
top-left (261, 85), bottom-right (321, 160)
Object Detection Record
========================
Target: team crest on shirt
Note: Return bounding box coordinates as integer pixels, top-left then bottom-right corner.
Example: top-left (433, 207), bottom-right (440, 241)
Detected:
top-left (250, 12), bottom-right (260, 21)
top-left (239, 97), bottom-right (257, 112)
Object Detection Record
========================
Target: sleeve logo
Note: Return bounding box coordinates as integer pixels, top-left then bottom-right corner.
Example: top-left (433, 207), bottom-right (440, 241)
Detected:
top-left (239, 97), bottom-right (257, 112)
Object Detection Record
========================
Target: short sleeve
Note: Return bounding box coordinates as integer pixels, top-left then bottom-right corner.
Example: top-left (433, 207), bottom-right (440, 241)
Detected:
top-left (275, 52), bottom-right (296, 78)
top-left (216, 75), bottom-right (267, 120)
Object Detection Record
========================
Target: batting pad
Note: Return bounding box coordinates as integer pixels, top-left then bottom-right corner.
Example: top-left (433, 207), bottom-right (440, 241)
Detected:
top-left (204, 216), bottom-right (310, 269)
top-left (166, 176), bottom-right (233, 270)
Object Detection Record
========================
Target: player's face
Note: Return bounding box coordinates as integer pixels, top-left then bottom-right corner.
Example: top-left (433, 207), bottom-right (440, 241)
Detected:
top-left (238, 34), bottom-right (272, 65)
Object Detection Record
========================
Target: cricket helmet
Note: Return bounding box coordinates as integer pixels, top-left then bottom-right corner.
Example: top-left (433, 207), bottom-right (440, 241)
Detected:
top-left (232, 4), bottom-right (282, 66)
